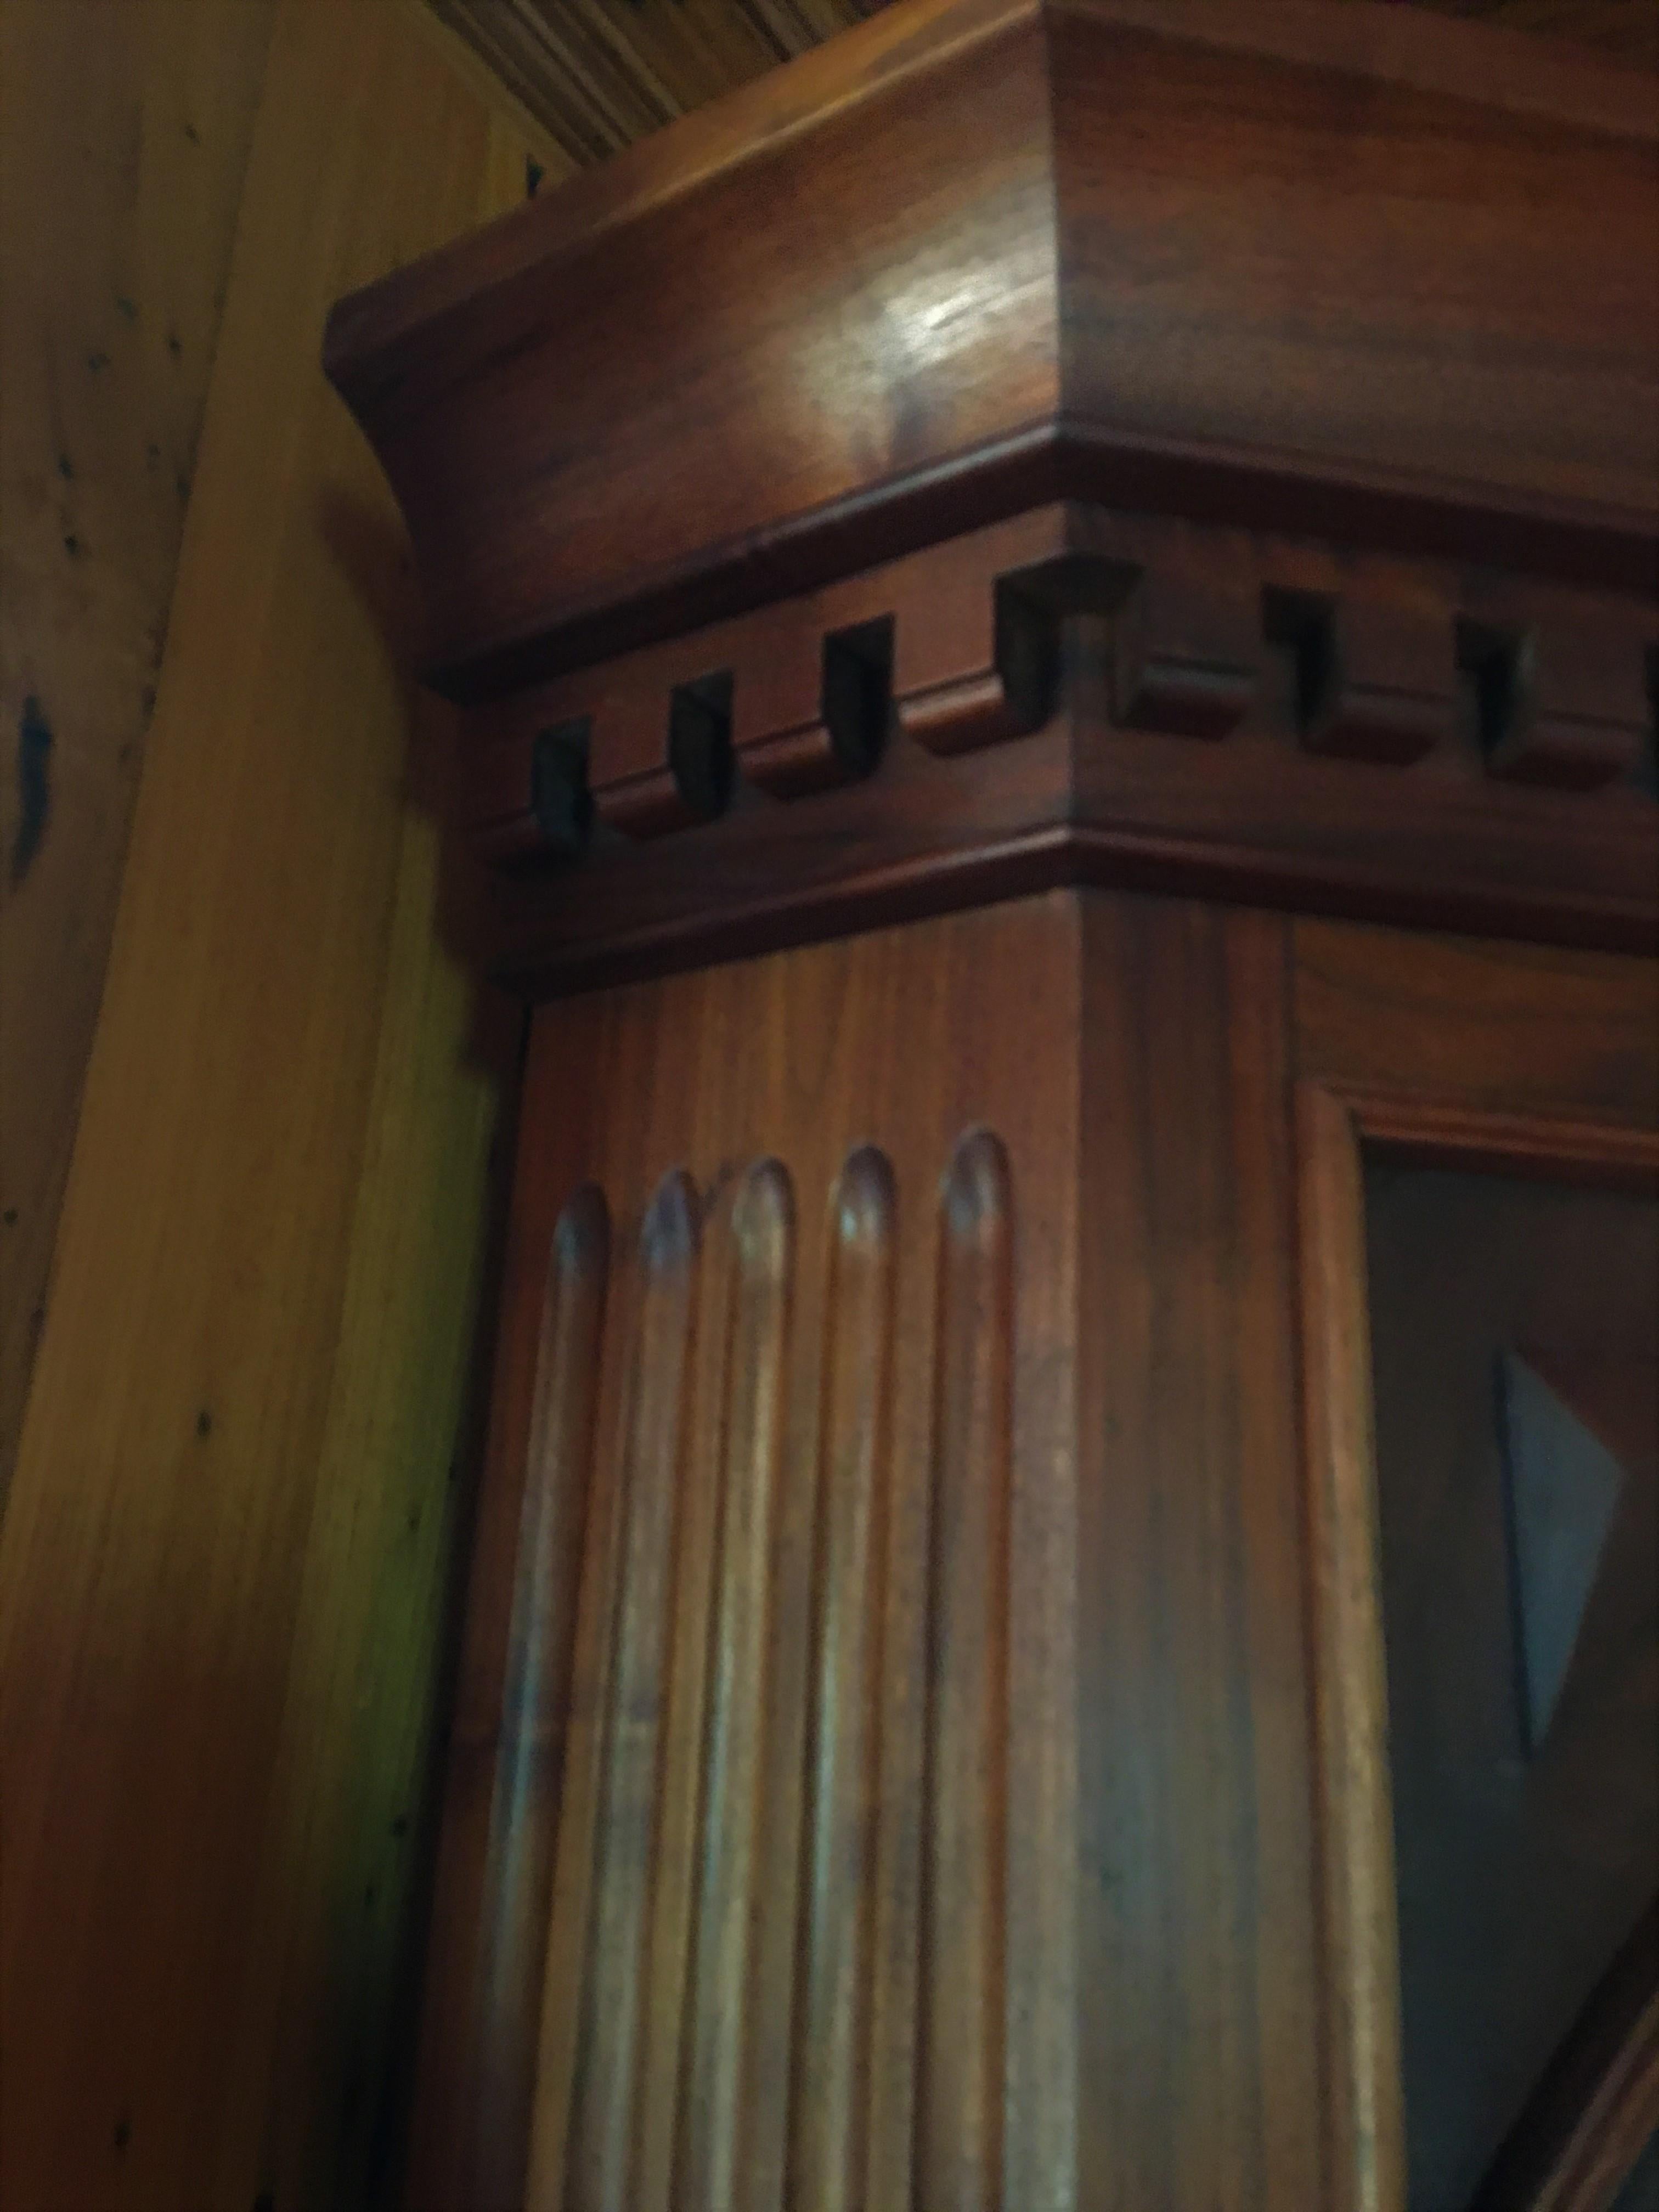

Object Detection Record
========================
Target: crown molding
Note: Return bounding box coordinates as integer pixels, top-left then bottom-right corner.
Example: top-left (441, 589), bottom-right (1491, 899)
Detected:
top-left (325, 0), bottom-right (1658, 991)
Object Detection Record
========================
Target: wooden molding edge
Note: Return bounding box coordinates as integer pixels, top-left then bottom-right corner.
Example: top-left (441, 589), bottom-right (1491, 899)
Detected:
top-left (450, 505), bottom-right (1657, 992)
top-left (1296, 1081), bottom-right (1408, 2212)
top-left (1295, 1083), bottom-right (1659, 2212)
top-left (1472, 1898), bottom-right (1659, 2212)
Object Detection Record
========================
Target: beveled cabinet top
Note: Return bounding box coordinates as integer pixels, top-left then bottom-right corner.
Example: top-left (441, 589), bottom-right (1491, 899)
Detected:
top-left (323, 0), bottom-right (1657, 993)
top-left (325, 0), bottom-right (1657, 704)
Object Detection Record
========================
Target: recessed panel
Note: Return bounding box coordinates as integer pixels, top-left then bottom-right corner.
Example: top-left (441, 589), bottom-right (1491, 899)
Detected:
top-left (1364, 1163), bottom-right (1659, 2212)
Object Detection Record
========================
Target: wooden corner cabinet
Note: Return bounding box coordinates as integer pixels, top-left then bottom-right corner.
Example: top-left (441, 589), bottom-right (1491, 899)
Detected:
top-left (323, 3), bottom-right (1659, 2205)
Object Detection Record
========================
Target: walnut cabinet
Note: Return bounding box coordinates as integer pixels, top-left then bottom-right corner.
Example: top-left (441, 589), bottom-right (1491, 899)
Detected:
top-left (324, 3), bottom-right (1659, 2204)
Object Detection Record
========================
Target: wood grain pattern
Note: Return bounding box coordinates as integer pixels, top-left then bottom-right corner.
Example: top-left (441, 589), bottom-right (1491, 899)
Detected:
top-left (917, 1131), bottom-right (1013, 2212)
top-left (1295, 1084), bottom-right (1407, 2212)
top-left (0, 0), bottom-right (276, 1508)
top-left (1294, 920), bottom-right (1659, 1127)
top-left (463, 1187), bottom-right (609, 2204)
top-left (0, 7), bottom-right (534, 2203)
top-left (1049, 1), bottom-right (1657, 578)
top-left (314, 11), bottom-right (1659, 2203)
top-left (455, 505), bottom-right (1657, 993)
top-left (1480, 603), bottom-right (1656, 791)
top-left (1290, 923), bottom-right (1659, 2212)
top-left (410, 889), bottom-right (1344, 2207)
top-left (675, 1161), bottom-right (795, 2211)
top-left (404, 1040), bottom-right (617, 2211)
top-left (429, 0), bottom-right (887, 166)
top-left (326, 0), bottom-right (1659, 1024)
top-left (735, 616), bottom-right (891, 797)
top-left (1076, 898), bottom-right (1324, 2212)
top-left (411, 928), bottom-right (1659, 2212)
top-left (521, 1131), bottom-right (1021, 2212)
top-left (420, 896), bottom-right (1098, 2208)
top-left (329, 0), bottom-right (1659, 706)
top-left (789, 1147), bottom-right (896, 2212)
top-left (328, 0), bottom-right (1060, 693)
top-left (562, 1170), bottom-right (701, 2212)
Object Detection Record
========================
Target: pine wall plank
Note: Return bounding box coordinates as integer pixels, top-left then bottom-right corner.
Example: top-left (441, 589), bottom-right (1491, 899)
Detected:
top-left (0, 0), bottom-right (277, 1504)
top-left (0, 4), bottom-right (550, 2203)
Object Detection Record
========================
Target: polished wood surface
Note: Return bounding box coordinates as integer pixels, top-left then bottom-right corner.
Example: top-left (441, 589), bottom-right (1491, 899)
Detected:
top-left (1293, 921), bottom-right (1659, 1126)
top-left (0, 7), bottom-right (533, 2203)
top-left (323, 0), bottom-right (1657, 992)
top-left (311, 5), bottom-right (1659, 2204)
top-left (1291, 920), bottom-right (1659, 2212)
top-left (329, 0), bottom-right (1054, 692)
top-left (1297, 1080), bottom-right (1407, 2212)
top-left (1076, 895), bottom-right (1324, 2210)
top-left (328, 0), bottom-right (1658, 701)
top-left (407, 888), bottom-right (1336, 2210)
top-left (452, 504), bottom-right (1658, 991)
top-left (406, 900), bottom-right (1659, 2212)
top-left (414, 894), bottom-right (1083, 2208)
top-left (791, 1146), bottom-right (895, 2212)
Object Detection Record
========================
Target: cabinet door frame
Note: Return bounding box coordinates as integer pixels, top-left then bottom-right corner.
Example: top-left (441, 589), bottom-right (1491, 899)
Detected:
top-left (1290, 919), bottom-right (1659, 2212)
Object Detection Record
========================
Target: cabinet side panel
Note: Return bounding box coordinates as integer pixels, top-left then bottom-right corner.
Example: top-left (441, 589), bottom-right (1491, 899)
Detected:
top-left (1076, 899), bottom-right (1324, 2210)
top-left (440, 893), bottom-right (1084, 2211)
top-left (420, 889), bottom-right (1338, 2210)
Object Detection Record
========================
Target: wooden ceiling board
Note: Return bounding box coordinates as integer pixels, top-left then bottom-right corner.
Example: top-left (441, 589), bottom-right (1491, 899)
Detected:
top-left (428, 0), bottom-right (887, 162)
top-left (428, 0), bottom-right (1657, 165)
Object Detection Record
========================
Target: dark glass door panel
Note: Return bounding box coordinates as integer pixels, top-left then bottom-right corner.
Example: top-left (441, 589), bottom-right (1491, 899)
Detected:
top-left (1364, 1163), bottom-right (1658, 2212)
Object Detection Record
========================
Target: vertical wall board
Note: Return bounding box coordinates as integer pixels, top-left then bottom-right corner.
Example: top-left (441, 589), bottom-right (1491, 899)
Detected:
top-left (0, 0), bottom-right (278, 1505)
top-left (0, 4), bottom-right (529, 2205)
